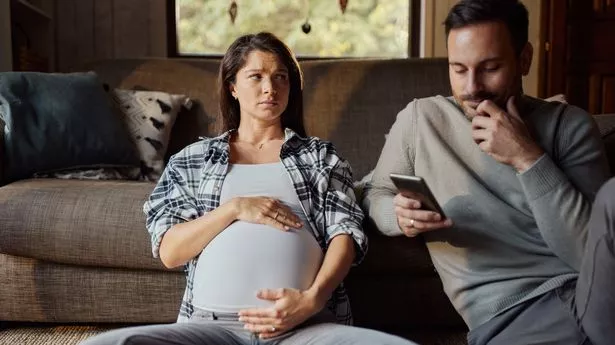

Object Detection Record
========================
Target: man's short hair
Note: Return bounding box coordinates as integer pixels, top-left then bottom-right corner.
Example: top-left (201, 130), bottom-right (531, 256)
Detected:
top-left (444, 0), bottom-right (529, 55)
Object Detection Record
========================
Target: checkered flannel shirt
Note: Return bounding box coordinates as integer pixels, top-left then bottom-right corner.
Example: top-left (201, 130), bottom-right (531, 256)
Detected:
top-left (144, 128), bottom-right (367, 325)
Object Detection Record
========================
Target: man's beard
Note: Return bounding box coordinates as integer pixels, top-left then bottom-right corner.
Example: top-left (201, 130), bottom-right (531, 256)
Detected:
top-left (456, 91), bottom-right (509, 120)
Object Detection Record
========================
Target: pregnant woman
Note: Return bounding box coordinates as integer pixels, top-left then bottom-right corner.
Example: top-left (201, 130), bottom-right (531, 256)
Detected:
top-left (80, 32), bottom-right (415, 345)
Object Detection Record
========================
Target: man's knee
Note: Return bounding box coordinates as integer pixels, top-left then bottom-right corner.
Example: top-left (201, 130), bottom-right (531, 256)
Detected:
top-left (592, 178), bottom-right (615, 240)
top-left (595, 178), bottom-right (615, 211)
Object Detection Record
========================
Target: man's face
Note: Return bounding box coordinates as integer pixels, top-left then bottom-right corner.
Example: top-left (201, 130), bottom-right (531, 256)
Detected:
top-left (447, 21), bottom-right (531, 119)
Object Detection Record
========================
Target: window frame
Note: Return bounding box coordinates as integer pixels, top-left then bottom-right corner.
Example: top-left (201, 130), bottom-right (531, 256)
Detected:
top-left (167, 0), bottom-right (421, 60)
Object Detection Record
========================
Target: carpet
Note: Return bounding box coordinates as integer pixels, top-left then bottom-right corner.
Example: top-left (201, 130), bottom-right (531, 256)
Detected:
top-left (0, 324), bottom-right (120, 345)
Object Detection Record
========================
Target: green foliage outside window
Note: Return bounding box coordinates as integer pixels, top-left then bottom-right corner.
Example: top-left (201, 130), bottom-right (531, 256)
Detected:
top-left (177, 0), bottom-right (410, 57)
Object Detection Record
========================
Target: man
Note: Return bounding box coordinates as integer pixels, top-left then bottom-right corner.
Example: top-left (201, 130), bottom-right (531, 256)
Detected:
top-left (363, 0), bottom-right (615, 344)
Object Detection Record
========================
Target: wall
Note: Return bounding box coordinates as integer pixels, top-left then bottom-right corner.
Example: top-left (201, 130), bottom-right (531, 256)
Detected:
top-left (54, 0), bottom-right (167, 72)
top-left (0, 0), bottom-right (13, 72)
top-left (421, 0), bottom-right (544, 97)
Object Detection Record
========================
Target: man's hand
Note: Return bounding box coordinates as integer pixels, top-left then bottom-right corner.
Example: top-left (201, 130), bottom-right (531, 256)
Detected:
top-left (238, 288), bottom-right (321, 339)
top-left (472, 97), bottom-right (544, 172)
top-left (394, 193), bottom-right (453, 237)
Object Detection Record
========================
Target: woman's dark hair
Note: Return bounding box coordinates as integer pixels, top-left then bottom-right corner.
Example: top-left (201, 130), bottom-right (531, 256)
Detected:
top-left (218, 32), bottom-right (306, 137)
top-left (444, 0), bottom-right (529, 56)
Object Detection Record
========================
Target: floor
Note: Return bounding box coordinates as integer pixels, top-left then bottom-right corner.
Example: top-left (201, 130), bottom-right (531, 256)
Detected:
top-left (0, 322), bottom-right (121, 345)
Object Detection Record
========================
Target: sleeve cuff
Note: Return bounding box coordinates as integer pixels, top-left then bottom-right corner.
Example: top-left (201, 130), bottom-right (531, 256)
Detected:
top-left (373, 196), bottom-right (406, 237)
top-left (326, 225), bottom-right (368, 265)
top-left (517, 154), bottom-right (568, 201)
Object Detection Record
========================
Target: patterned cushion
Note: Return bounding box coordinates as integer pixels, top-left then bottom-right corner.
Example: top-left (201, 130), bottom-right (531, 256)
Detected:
top-left (110, 89), bottom-right (192, 181)
top-left (34, 89), bottom-right (193, 182)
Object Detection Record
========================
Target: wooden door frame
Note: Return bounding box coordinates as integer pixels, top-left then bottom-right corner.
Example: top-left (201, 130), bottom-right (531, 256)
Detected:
top-left (541, 0), bottom-right (568, 98)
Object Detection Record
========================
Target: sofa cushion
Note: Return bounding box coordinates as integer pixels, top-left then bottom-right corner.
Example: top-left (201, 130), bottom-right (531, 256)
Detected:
top-left (0, 254), bottom-right (184, 323)
top-left (0, 179), bottom-right (173, 271)
top-left (110, 89), bottom-right (192, 181)
top-left (0, 72), bottom-right (140, 182)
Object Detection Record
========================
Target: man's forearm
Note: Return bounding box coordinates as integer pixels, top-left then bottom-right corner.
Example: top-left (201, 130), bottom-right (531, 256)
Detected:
top-left (363, 103), bottom-right (416, 237)
top-left (519, 154), bottom-right (606, 270)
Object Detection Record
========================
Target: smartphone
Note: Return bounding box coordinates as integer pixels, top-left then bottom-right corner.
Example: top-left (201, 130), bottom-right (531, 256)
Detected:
top-left (389, 173), bottom-right (446, 218)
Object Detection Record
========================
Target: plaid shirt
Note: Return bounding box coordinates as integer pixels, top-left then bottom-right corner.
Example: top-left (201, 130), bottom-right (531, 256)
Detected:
top-left (143, 128), bottom-right (367, 325)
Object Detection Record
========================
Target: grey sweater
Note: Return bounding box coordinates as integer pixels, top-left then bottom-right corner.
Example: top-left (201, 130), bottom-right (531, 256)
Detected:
top-left (363, 95), bottom-right (610, 329)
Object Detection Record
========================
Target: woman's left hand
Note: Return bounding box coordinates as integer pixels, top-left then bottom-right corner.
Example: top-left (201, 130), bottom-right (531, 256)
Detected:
top-left (238, 288), bottom-right (323, 339)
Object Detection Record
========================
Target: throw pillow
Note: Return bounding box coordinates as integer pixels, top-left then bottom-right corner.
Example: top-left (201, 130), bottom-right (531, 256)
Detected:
top-left (0, 71), bottom-right (140, 182)
top-left (110, 89), bottom-right (192, 181)
top-left (545, 94), bottom-right (567, 103)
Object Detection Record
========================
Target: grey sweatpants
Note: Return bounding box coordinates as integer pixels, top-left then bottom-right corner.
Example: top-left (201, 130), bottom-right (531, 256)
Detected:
top-left (79, 309), bottom-right (416, 345)
top-left (468, 178), bottom-right (615, 345)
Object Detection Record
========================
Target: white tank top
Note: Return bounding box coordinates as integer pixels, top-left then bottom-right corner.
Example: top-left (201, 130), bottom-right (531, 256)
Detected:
top-left (191, 162), bottom-right (324, 313)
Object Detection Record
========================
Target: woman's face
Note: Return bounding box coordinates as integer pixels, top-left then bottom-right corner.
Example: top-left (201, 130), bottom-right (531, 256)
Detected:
top-left (230, 50), bottom-right (290, 125)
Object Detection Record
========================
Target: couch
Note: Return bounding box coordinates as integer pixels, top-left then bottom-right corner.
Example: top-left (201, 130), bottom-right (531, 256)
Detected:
top-left (1, 57), bottom-right (614, 345)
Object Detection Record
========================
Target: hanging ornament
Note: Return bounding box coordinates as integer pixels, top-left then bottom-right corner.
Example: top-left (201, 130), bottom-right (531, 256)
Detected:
top-left (302, 21), bottom-right (311, 34)
top-left (301, 0), bottom-right (311, 34)
top-left (228, 1), bottom-right (238, 24)
top-left (339, 0), bottom-right (348, 14)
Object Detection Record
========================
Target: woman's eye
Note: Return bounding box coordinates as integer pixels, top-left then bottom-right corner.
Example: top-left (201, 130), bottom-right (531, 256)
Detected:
top-left (275, 74), bottom-right (288, 81)
top-left (249, 74), bottom-right (261, 80)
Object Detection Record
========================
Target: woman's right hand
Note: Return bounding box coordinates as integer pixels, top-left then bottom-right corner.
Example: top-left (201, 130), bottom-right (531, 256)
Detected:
top-left (230, 197), bottom-right (303, 231)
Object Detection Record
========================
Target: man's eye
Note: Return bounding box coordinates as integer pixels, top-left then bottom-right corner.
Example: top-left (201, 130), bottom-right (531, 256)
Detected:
top-left (484, 66), bottom-right (499, 72)
top-left (454, 69), bottom-right (466, 74)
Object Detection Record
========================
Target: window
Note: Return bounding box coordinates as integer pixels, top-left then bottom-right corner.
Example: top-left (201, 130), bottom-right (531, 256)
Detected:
top-left (170, 0), bottom-right (419, 58)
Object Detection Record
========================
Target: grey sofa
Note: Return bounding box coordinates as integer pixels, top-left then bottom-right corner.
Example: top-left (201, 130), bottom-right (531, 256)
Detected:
top-left (1, 57), bottom-right (614, 345)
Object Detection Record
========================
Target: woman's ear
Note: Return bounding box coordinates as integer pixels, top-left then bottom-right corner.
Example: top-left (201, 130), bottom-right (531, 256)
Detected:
top-left (229, 84), bottom-right (237, 100)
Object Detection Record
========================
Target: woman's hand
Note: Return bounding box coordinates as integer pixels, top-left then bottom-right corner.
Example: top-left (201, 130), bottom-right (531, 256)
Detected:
top-left (238, 288), bottom-right (323, 339)
top-left (231, 197), bottom-right (303, 231)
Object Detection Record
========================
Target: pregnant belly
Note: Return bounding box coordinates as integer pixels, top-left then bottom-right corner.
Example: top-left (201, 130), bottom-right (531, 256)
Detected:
top-left (191, 221), bottom-right (324, 313)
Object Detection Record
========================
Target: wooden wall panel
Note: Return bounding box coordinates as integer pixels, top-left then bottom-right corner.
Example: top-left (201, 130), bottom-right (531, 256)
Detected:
top-left (149, 0), bottom-right (168, 57)
top-left (546, 0), bottom-right (615, 113)
top-left (113, 0), bottom-right (149, 58)
top-left (55, 0), bottom-right (77, 72)
top-left (602, 76), bottom-right (615, 113)
top-left (569, 21), bottom-right (615, 62)
top-left (93, 0), bottom-right (115, 59)
top-left (75, 0), bottom-right (94, 64)
top-left (55, 0), bottom-right (167, 71)
top-left (602, 0), bottom-right (615, 13)
top-left (0, 1), bottom-right (12, 72)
